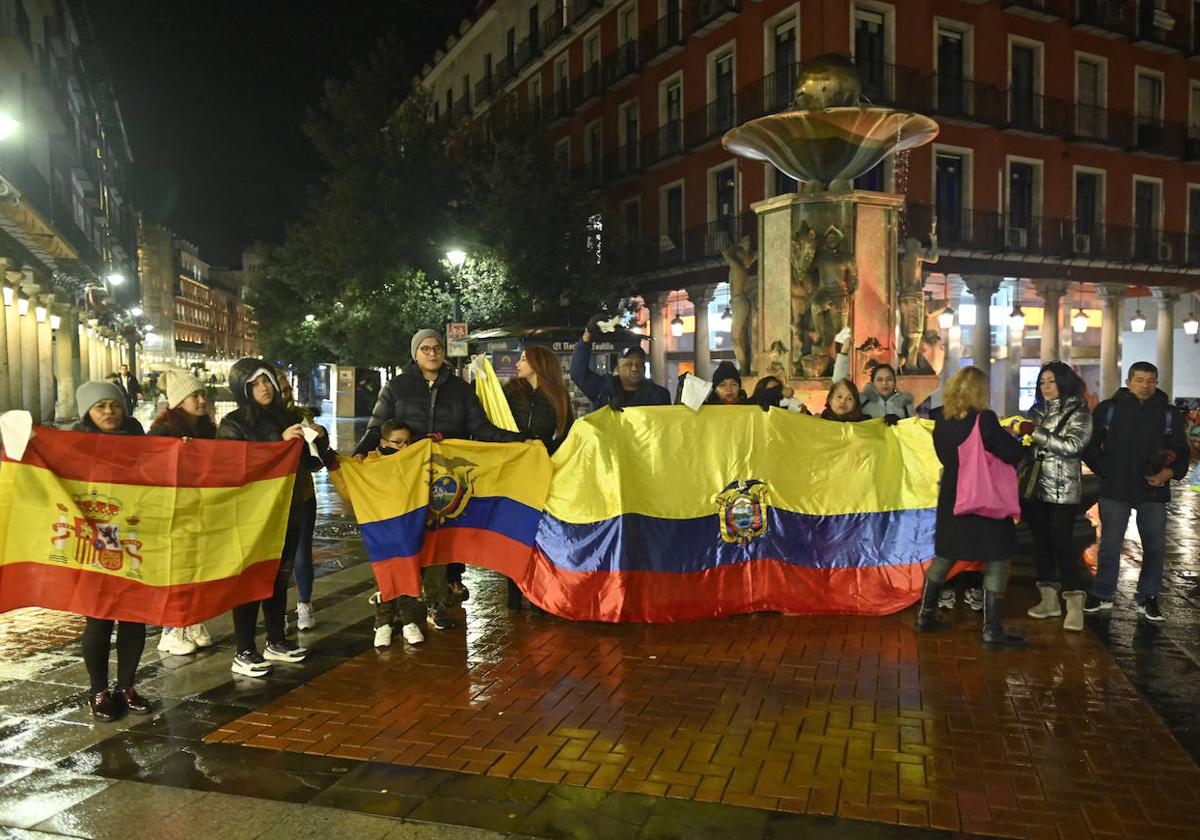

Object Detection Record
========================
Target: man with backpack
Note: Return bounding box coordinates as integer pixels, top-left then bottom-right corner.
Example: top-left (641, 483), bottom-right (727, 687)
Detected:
top-left (1083, 362), bottom-right (1189, 621)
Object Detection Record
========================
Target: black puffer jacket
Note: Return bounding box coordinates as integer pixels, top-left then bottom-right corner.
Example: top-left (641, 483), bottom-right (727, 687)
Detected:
top-left (71, 416), bottom-right (145, 436)
top-left (1083, 387), bottom-right (1189, 504)
top-left (354, 362), bottom-right (524, 456)
top-left (505, 381), bottom-right (574, 455)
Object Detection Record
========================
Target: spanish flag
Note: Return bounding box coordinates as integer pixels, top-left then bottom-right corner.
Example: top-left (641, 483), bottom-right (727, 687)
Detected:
top-left (0, 428), bottom-right (299, 625)
top-left (333, 439), bottom-right (552, 599)
top-left (521, 406), bottom-right (940, 623)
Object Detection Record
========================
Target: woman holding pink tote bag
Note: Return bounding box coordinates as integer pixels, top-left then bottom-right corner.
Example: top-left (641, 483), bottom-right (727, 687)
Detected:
top-left (915, 366), bottom-right (1028, 647)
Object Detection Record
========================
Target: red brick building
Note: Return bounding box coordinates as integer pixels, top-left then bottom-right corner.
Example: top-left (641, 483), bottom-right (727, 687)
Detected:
top-left (421, 0), bottom-right (1200, 406)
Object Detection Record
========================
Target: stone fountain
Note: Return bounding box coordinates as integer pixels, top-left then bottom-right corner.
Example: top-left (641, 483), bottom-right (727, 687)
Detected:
top-left (721, 54), bottom-right (940, 407)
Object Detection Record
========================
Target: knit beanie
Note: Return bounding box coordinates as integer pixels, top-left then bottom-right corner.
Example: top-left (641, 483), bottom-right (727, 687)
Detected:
top-left (410, 328), bottom-right (443, 359)
top-left (76, 381), bottom-right (126, 418)
top-left (163, 369), bottom-right (207, 409)
top-left (712, 360), bottom-right (741, 387)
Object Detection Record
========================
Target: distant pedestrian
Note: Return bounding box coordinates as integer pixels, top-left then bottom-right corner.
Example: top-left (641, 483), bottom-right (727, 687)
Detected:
top-left (916, 366), bottom-right (1027, 647)
top-left (72, 381), bottom-right (152, 722)
top-left (117, 363), bottom-right (142, 412)
top-left (1083, 362), bottom-right (1189, 622)
top-left (148, 369), bottom-right (219, 655)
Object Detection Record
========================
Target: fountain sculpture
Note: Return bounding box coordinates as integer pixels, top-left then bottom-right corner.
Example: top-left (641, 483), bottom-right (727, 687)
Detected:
top-left (721, 54), bottom-right (940, 403)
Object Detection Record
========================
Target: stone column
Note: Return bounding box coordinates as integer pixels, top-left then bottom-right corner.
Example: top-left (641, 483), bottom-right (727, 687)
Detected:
top-left (4, 273), bottom-right (21, 408)
top-left (964, 276), bottom-right (1001, 377)
top-left (687, 285), bottom-right (715, 378)
top-left (1097, 284), bottom-right (1126, 399)
top-left (55, 306), bottom-right (79, 421)
top-left (1005, 311), bottom-right (1024, 416)
top-left (19, 282), bottom-right (40, 417)
top-left (650, 291), bottom-right (669, 387)
top-left (1152, 287), bottom-right (1179, 397)
top-left (37, 294), bottom-right (55, 422)
top-left (0, 280), bottom-right (9, 412)
top-left (1032, 279), bottom-right (1068, 364)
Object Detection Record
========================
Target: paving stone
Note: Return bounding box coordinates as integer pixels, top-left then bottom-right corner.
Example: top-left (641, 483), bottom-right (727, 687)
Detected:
top-left (0, 768), bottom-right (116, 829)
top-left (32, 779), bottom-right (205, 836)
top-left (258, 803), bottom-right (399, 840)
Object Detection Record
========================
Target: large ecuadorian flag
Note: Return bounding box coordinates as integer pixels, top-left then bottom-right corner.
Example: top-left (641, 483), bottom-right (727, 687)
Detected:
top-left (0, 427), bottom-right (299, 625)
top-left (334, 439), bottom-right (553, 600)
top-left (521, 406), bottom-right (941, 623)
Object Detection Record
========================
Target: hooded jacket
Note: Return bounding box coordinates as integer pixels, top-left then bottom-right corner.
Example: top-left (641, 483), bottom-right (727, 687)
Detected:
top-left (570, 339), bottom-right (670, 411)
top-left (1083, 387), bottom-right (1189, 504)
top-left (354, 361), bottom-right (523, 456)
top-left (860, 384), bottom-right (916, 420)
top-left (1024, 395), bottom-right (1093, 505)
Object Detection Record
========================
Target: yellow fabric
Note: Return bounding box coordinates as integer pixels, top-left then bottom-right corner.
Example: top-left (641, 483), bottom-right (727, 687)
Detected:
top-left (0, 461), bottom-right (294, 586)
top-left (545, 406), bottom-right (942, 524)
top-left (471, 356), bottom-right (519, 432)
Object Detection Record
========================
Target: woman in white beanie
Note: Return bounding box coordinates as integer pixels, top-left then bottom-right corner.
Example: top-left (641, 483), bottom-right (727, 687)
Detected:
top-left (71, 381), bottom-right (152, 722)
top-left (147, 369), bottom-right (217, 656)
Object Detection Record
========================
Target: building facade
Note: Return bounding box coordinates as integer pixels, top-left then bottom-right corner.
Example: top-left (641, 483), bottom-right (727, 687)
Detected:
top-left (420, 0), bottom-right (1200, 407)
top-left (0, 0), bottom-right (139, 421)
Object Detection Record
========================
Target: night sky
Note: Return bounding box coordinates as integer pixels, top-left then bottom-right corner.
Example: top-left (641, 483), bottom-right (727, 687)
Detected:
top-left (87, 0), bottom-right (476, 266)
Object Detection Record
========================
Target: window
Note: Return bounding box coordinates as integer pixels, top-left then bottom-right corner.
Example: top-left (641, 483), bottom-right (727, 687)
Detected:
top-left (1073, 169), bottom-right (1103, 254)
top-left (554, 56), bottom-right (570, 114)
top-left (585, 33), bottom-right (601, 96)
top-left (771, 18), bottom-right (798, 111)
top-left (935, 151), bottom-right (967, 243)
top-left (935, 24), bottom-right (966, 115)
top-left (1009, 41), bottom-right (1041, 130)
top-left (618, 99), bottom-right (639, 171)
top-left (854, 6), bottom-right (888, 100)
top-left (585, 120), bottom-right (603, 183)
top-left (661, 183), bottom-right (684, 255)
top-left (461, 74), bottom-right (471, 110)
top-left (1133, 178), bottom-right (1161, 260)
top-left (620, 197), bottom-right (641, 243)
top-left (529, 4), bottom-right (540, 52)
top-left (507, 27), bottom-right (517, 68)
top-left (1188, 186), bottom-right (1200, 263)
top-left (1007, 160), bottom-right (1040, 249)
top-left (854, 159), bottom-right (889, 191)
top-left (530, 76), bottom-right (542, 121)
top-left (1075, 56), bottom-right (1105, 140)
top-left (711, 49), bottom-right (735, 132)
top-left (554, 136), bottom-right (571, 170)
top-left (1136, 69), bottom-right (1165, 150)
top-left (662, 76), bottom-right (683, 155)
top-left (710, 164), bottom-right (737, 250)
top-left (619, 2), bottom-right (637, 43)
top-left (772, 167), bottom-right (798, 197)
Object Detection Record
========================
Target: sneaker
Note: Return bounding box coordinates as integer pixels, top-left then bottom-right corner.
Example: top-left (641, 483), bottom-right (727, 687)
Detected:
top-left (401, 623), bottom-right (425, 645)
top-left (184, 624), bottom-right (213, 648)
top-left (1137, 597), bottom-right (1166, 622)
top-left (964, 588), bottom-right (984, 612)
top-left (1083, 594), bottom-right (1113, 613)
top-left (373, 624), bottom-right (393, 648)
top-left (231, 649), bottom-right (271, 677)
top-left (296, 602), bottom-right (316, 631)
top-left (427, 608), bottom-right (457, 630)
top-left (938, 589), bottom-right (956, 609)
top-left (264, 640), bottom-right (308, 663)
top-left (157, 627), bottom-right (197, 656)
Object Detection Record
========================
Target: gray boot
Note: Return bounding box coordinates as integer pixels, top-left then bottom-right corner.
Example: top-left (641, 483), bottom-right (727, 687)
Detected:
top-left (1062, 591), bottom-right (1086, 632)
top-left (982, 591), bottom-right (1025, 648)
top-left (1026, 582), bottom-right (1062, 619)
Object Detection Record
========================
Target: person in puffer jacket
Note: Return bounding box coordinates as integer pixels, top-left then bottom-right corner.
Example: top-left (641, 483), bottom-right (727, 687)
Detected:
top-left (1014, 361), bottom-right (1094, 632)
top-left (860, 364), bottom-right (916, 422)
top-left (218, 358), bottom-right (329, 678)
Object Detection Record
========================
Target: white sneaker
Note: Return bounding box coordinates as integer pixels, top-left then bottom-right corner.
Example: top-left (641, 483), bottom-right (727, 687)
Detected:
top-left (184, 624), bottom-right (213, 648)
top-left (231, 649), bottom-right (271, 677)
top-left (401, 623), bottom-right (425, 645)
top-left (374, 624), bottom-right (393, 648)
top-left (157, 627), bottom-right (197, 656)
top-left (296, 602), bottom-right (315, 631)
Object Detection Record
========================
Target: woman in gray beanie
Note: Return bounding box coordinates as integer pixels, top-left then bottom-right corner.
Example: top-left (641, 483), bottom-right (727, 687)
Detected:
top-left (71, 381), bottom-right (152, 722)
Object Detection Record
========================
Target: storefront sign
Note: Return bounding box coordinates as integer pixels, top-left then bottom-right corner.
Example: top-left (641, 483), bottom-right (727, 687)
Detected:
top-left (447, 322), bottom-right (469, 357)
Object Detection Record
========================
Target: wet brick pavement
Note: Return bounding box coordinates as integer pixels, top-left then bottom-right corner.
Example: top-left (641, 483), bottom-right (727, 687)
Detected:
top-left (2, 424), bottom-right (1200, 838)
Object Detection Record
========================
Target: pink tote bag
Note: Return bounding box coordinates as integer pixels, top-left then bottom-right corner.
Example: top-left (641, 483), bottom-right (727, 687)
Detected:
top-left (953, 415), bottom-right (1021, 520)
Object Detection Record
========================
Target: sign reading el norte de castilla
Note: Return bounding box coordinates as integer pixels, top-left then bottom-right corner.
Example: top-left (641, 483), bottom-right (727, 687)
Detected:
top-left (1, 406), bottom-right (943, 625)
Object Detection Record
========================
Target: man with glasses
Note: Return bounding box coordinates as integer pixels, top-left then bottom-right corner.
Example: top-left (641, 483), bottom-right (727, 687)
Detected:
top-left (354, 328), bottom-right (524, 630)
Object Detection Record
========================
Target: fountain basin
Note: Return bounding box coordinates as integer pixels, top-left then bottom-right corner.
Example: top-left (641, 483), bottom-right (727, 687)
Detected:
top-left (721, 107), bottom-right (938, 189)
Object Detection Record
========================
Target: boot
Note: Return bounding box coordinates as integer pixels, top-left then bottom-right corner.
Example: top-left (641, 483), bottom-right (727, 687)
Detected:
top-left (915, 579), bottom-right (946, 631)
top-left (1026, 583), bottom-right (1062, 619)
top-left (506, 578), bottom-right (523, 612)
top-left (982, 591), bottom-right (1024, 648)
top-left (1062, 591), bottom-right (1086, 632)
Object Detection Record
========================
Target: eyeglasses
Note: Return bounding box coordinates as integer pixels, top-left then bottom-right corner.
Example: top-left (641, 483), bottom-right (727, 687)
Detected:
top-left (417, 345), bottom-right (445, 355)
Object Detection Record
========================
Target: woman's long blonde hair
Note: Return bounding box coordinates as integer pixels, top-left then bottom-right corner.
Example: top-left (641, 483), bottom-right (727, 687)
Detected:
top-left (942, 366), bottom-right (991, 420)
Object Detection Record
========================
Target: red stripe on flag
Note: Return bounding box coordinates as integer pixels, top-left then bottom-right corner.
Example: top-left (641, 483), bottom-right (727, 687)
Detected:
top-left (369, 529), bottom-right (538, 602)
top-left (0, 559), bottom-right (279, 625)
top-left (5, 427), bottom-right (301, 488)
top-left (517, 549), bottom-right (971, 623)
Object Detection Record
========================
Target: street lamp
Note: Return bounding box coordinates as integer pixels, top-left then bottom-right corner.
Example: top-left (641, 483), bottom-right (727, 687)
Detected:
top-left (718, 305), bottom-right (732, 330)
top-left (34, 306), bottom-right (46, 323)
top-left (305, 313), bottom-right (316, 322)
top-left (50, 314), bottom-right (61, 330)
top-left (446, 249), bottom-right (467, 268)
top-left (938, 306), bottom-right (955, 329)
top-left (670, 313), bottom-right (685, 337)
top-left (1131, 309), bottom-right (1147, 333)
top-left (0, 115), bottom-right (18, 141)
top-left (130, 306), bottom-right (143, 317)
top-left (1071, 309), bottom-right (1089, 334)
top-left (1, 287), bottom-right (10, 306)
top-left (1184, 312), bottom-right (1199, 337)
top-left (106, 271), bottom-right (126, 286)
top-left (17, 297), bottom-right (27, 316)
top-left (445, 249), bottom-right (467, 323)
top-left (1009, 306), bottom-right (1025, 332)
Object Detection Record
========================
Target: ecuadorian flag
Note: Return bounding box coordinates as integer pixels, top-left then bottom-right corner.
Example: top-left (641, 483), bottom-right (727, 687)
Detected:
top-left (0, 427), bottom-right (299, 625)
top-left (334, 439), bottom-right (553, 600)
top-left (521, 406), bottom-right (940, 623)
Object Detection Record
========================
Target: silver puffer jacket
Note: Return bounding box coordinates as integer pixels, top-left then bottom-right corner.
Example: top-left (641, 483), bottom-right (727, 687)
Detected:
top-left (1026, 395), bottom-right (1094, 504)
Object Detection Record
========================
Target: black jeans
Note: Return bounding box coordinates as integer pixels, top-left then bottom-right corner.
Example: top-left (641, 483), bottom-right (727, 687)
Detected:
top-left (1024, 500), bottom-right (1089, 591)
top-left (81, 618), bottom-right (146, 692)
top-left (232, 515), bottom-right (299, 652)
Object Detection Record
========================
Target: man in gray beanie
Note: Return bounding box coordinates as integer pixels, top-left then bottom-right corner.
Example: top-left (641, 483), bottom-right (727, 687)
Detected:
top-left (353, 327), bottom-right (526, 633)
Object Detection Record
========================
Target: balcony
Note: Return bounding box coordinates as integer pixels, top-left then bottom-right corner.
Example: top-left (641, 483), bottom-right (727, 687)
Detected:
top-left (641, 119), bottom-right (686, 168)
top-left (451, 95), bottom-right (472, 123)
top-left (929, 75), bottom-right (1004, 125)
top-left (547, 88), bottom-right (571, 125)
top-left (857, 62), bottom-right (924, 110)
top-left (685, 94), bottom-right (737, 147)
top-left (494, 54), bottom-right (516, 88)
top-left (605, 142), bottom-right (640, 180)
top-left (542, 14), bottom-right (567, 49)
top-left (640, 14), bottom-right (685, 66)
top-left (570, 0), bottom-right (603, 26)
top-left (1002, 0), bottom-right (1061, 22)
top-left (603, 40), bottom-right (640, 88)
top-left (1132, 7), bottom-right (1188, 53)
top-left (690, 0), bottom-right (740, 36)
top-left (1187, 127), bottom-right (1200, 161)
top-left (516, 35), bottom-right (540, 71)
top-left (0, 144), bottom-right (51, 214)
top-left (1004, 91), bottom-right (1069, 136)
top-left (580, 62), bottom-right (604, 104)
top-left (1132, 117), bottom-right (1187, 158)
top-left (740, 63), bottom-right (798, 120)
top-left (475, 77), bottom-right (494, 105)
top-left (606, 212), bottom-right (756, 275)
top-left (1071, 0), bottom-right (1124, 38)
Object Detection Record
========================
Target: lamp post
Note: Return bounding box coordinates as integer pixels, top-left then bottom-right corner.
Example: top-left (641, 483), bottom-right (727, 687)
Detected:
top-left (446, 249), bottom-right (466, 323)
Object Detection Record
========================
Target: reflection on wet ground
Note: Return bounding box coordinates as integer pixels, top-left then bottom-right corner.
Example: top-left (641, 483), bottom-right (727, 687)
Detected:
top-left (2, 424), bottom-right (1200, 838)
